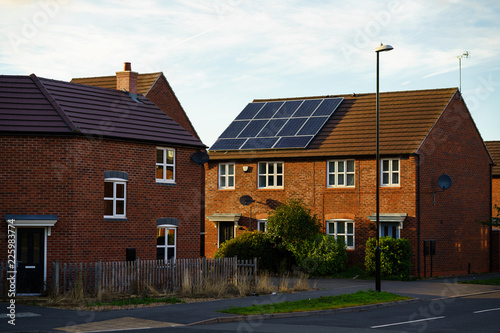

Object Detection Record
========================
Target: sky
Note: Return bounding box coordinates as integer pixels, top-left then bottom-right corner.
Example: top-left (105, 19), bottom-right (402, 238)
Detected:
top-left (1, 0), bottom-right (499, 148)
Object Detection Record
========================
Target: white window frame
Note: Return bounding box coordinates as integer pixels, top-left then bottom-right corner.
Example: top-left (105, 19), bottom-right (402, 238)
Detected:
top-left (218, 163), bottom-right (235, 189)
top-left (326, 219), bottom-right (355, 249)
top-left (327, 160), bottom-right (355, 188)
top-left (104, 179), bottom-right (127, 218)
top-left (381, 158), bottom-right (400, 187)
top-left (156, 147), bottom-right (176, 183)
top-left (257, 219), bottom-right (267, 232)
top-left (258, 162), bottom-right (284, 189)
top-left (157, 226), bottom-right (177, 262)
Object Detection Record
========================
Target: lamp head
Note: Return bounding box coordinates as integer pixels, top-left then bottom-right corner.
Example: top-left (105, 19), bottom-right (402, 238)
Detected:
top-left (375, 43), bottom-right (394, 53)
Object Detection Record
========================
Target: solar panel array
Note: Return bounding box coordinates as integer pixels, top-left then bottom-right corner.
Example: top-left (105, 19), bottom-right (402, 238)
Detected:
top-left (210, 98), bottom-right (343, 151)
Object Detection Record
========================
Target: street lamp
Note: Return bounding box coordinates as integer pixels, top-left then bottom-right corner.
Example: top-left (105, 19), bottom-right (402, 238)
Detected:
top-left (375, 43), bottom-right (393, 292)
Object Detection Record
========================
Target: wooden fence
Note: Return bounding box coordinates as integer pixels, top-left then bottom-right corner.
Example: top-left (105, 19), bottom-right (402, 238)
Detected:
top-left (51, 256), bottom-right (257, 295)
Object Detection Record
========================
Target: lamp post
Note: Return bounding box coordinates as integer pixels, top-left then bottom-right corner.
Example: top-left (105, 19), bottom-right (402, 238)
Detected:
top-left (375, 43), bottom-right (393, 292)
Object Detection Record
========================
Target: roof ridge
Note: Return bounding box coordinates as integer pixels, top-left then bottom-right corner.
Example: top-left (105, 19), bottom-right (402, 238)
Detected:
top-left (29, 74), bottom-right (79, 132)
top-left (253, 87), bottom-right (459, 103)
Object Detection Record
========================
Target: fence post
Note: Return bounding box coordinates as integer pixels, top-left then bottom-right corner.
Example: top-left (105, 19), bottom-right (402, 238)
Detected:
top-left (96, 260), bottom-right (101, 296)
top-left (254, 257), bottom-right (258, 283)
top-left (233, 256), bottom-right (238, 286)
top-left (170, 258), bottom-right (175, 291)
top-left (53, 261), bottom-right (59, 295)
top-left (136, 258), bottom-right (140, 293)
top-left (201, 257), bottom-right (206, 283)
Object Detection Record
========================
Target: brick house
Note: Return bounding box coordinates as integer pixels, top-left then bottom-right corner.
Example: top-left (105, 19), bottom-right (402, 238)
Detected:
top-left (0, 74), bottom-right (205, 293)
top-left (205, 88), bottom-right (493, 277)
top-left (485, 141), bottom-right (500, 271)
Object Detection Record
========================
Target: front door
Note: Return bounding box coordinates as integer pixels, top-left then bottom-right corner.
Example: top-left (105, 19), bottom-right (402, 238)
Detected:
top-left (219, 222), bottom-right (234, 246)
top-left (16, 228), bottom-right (45, 294)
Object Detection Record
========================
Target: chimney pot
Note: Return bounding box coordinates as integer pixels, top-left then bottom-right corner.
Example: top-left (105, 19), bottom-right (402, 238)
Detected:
top-left (124, 62), bottom-right (132, 71)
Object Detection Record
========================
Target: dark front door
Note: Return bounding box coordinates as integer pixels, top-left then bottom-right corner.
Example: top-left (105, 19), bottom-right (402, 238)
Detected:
top-left (16, 228), bottom-right (45, 293)
top-left (219, 222), bottom-right (234, 246)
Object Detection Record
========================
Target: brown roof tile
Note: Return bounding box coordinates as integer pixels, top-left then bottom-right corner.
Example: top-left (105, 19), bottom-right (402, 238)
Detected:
top-left (209, 88), bottom-right (458, 160)
top-left (71, 73), bottom-right (162, 95)
top-left (485, 141), bottom-right (500, 176)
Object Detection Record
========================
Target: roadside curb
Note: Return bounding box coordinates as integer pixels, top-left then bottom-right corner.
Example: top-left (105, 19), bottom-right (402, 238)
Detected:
top-left (187, 298), bottom-right (423, 326)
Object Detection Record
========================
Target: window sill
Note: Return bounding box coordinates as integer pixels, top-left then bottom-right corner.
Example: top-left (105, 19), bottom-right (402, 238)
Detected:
top-left (156, 180), bottom-right (177, 185)
top-left (104, 218), bottom-right (128, 221)
top-left (218, 188), bottom-right (235, 191)
top-left (257, 188), bottom-right (284, 191)
top-left (326, 186), bottom-right (356, 190)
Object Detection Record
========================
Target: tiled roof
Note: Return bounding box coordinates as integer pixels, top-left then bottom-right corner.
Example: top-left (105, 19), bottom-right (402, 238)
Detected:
top-left (0, 74), bottom-right (205, 148)
top-left (485, 141), bottom-right (500, 176)
top-left (209, 88), bottom-right (458, 160)
top-left (71, 73), bottom-right (162, 95)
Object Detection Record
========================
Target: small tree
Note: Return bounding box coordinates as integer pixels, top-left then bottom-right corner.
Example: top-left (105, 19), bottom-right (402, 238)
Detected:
top-left (267, 199), bottom-right (322, 251)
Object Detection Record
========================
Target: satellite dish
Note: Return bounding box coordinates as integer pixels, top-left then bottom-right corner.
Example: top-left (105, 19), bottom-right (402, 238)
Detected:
top-left (437, 174), bottom-right (452, 190)
top-left (239, 195), bottom-right (254, 206)
top-left (191, 151), bottom-right (209, 165)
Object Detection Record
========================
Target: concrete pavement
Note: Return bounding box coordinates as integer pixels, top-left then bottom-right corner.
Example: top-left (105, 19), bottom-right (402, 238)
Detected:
top-left (1, 272), bottom-right (500, 332)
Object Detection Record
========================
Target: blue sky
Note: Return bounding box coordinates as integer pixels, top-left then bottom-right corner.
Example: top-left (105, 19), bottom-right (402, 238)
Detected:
top-left (1, 0), bottom-right (499, 147)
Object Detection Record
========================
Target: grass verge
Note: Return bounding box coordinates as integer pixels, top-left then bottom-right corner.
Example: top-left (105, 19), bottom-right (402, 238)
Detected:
top-left (87, 296), bottom-right (184, 307)
top-left (458, 278), bottom-right (500, 286)
top-left (219, 289), bottom-right (411, 315)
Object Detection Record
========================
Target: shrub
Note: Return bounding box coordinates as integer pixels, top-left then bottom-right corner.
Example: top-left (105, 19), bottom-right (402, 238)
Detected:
top-left (214, 231), bottom-right (292, 273)
top-left (291, 235), bottom-right (347, 276)
top-left (365, 237), bottom-right (412, 280)
top-left (267, 199), bottom-right (322, 251)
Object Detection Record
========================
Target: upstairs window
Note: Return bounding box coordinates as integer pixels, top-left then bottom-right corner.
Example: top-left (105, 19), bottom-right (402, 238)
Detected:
top-left (258, 162), bottom-right (283, 189)
top-left (219, 163), bottom-right (235, 189)
top-left (104, 180), bottom-right (127, 218)
top-left (156, 148), bottom-right (175, 183)
top-left (327, 160), bottom-right (355, 187)
top-left (381, 158), bottom-right (400, 187)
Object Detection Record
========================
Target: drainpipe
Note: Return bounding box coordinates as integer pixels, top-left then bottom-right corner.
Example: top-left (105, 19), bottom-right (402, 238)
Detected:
top-left (490, 163), bottom-right (493, 272)
top-left (416, 154), bottom-right (421, 278)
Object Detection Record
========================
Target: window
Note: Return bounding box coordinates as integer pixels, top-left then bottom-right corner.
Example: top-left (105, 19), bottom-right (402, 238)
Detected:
top-left (380, 222), bottom-right (400, 238)
top-left (257, 219), bottom-right (267, 232)
top-left (157, 227), bottom-right (176, 262)
top-left (326, 220), bottom-right (354, 249)
top-left (219, 163), bottom-right (235, 189)
top-left (156, 148), bottom-right (175, 183)
top-left (381, 158), bottom-right (399, 186)
top-left (327, 160), bottom-right (355, 187)
top-left (258, 162), bottom-right (283, 189)
top-left (104, 181), bottom-right (126, 218)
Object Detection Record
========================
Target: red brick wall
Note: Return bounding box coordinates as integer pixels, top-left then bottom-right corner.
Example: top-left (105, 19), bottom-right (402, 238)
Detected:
top-left (205, 157), bottom-right (418, 269)
top-left (0, 136), bottom-right (203, 280)
top-left (146, 76), bottom-right (201, 141)
top-left (417, 95), bottom-right (491, 276)
top-left (493, 177), bottom-right (500, 216)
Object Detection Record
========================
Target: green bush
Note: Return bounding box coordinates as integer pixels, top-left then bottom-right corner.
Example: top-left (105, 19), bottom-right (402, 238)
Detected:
top-left (365, 237), bottom-right (412, 280)
top-left (214, 231), bottom-right (293, 273)
top-left (290, 235), bottom-right (347, 276)
top-left (267, 199), bottom-right (322, 251)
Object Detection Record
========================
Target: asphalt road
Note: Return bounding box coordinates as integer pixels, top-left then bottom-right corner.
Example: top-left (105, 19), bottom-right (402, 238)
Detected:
top-left (57, 290), bottom-right (499, 333)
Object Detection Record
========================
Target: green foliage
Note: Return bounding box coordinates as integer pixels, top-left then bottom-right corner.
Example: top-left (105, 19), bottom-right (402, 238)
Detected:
top-left (267, 199), bottom-right (322, 251)
top-left (214, 231), bottom-right (293, 273)
top-left (478, 204), bottom-right (500, 226)
top-left (290, 235), bottom-right (347, 276)
top-left (365, 237), bottom-right (412, 280)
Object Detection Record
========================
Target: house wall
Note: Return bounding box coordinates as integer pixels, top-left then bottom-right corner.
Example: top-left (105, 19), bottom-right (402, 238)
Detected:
top-left (146, 76), bottom-right (200, 140)
top-left (0, 136), bottom-right (203, 281)
top-left (417, 95), bottom-right (491, 276)
top-left (493, 177), bottom-right (500, 216)
top-left (205, 156), bottom-right (418, 270)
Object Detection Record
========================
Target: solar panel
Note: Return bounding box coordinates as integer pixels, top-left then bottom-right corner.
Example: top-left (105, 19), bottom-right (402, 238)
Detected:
top-left (219, 120), bottom-right (249, 138)
top-left (235, 102), bottom-right (265, 120)
top-left (210, 97), bottom-right (343, 151)
top-left (254, 101), bottom-right (284, 119)
top-left (210, 138), bottom-right (246, 150)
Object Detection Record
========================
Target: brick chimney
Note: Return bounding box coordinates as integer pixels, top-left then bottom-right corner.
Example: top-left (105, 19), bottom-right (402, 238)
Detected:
top-left (116, 62), bottom-right (138, 94)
